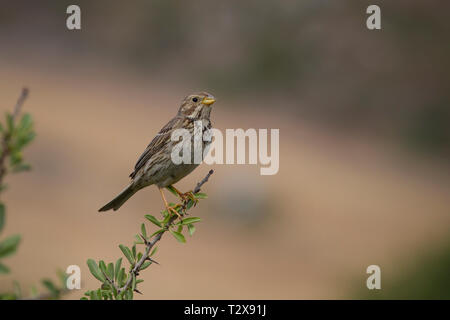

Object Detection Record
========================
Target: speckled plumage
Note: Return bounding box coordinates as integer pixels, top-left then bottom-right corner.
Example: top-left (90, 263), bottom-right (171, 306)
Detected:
top-left (99, 92), bottom-right (215, 212)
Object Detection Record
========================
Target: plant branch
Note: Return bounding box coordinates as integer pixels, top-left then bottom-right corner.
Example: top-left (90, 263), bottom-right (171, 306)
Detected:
top-left (116, 169), bottom-right (214, 295)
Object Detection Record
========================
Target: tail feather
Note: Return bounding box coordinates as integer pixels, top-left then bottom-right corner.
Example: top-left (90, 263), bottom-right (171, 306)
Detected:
top-left (98, 184), bottom-right (138, 212)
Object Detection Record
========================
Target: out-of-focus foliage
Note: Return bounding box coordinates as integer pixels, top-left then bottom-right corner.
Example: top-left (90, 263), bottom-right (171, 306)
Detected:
top-left (0, 91), bottom-right (67, 300)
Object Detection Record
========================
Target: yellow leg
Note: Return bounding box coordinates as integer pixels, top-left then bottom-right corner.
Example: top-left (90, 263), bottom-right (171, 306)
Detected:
top-left (159, 187), bottom-right (181, 219)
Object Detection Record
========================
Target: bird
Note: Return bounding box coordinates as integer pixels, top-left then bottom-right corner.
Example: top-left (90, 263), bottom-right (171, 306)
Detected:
top-left (98, 92), bottom-right (216, 216)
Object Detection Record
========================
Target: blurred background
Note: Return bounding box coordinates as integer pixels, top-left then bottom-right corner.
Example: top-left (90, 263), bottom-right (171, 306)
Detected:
top-left (1, 0), bottom-right (450, 299)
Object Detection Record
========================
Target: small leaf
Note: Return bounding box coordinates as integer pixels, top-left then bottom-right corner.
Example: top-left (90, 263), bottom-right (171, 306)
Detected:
top-left (31, 285), bottom-right (38, 298)
top-left (134, 234), bottom-right (144, 244)
top-left (194, 192), bottom-right (208, 199)
top-left (170, 230), bottom-right (186, 243)
top-left (0, 203), bottom-right (5, 233)
top-left (99, 260), bottom-right (107, 277)
top-left (166, 185), bottom-right (178, 197)
top-left (0, 263), bottom-right (10, 274)
top-left (106, 263), bottom-right (114, 280)
top-left (132, 244), bottom-right (137, 259)
top-left (119, 244), bottom-right (135, 265)
top-left (117, 268), bottom-right (125, 286)
top-left (125, 288), bottom-right (133, 300)
top-left (12, 163), bottom-right (31, 173)
top-left (186, 199), bottom-right (194, 210)
top-left (187, 223), bottom-right (196, 236)
top-left (87, 259), bottom-right (106, 283)
top-left (132, 274), bottom-right (136, 291)
top-left (150, 229), bottom-right (165, 238)
top-left (150, 246), bottom-right (158, 257)
top-left (180, 217), bottom-right (202, 225)
top-left (42, 279), bottom-right (59, 298)
top-left (140, 261), bottom-right (152, 270)
top-left (0, 234), bottom-right (21, 258)
top-left (6, 113), bottom-right (14, 133)
top-left (140, 223), bottom-right (147, 238)
top-left (145, 214), bottom-right (162, 227)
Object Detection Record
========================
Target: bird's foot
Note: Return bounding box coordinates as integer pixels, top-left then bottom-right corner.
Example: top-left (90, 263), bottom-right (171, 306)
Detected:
top-left (169, 186), bottom-right (198, 205)
top-left (166, 203), bottom-right (183, 220)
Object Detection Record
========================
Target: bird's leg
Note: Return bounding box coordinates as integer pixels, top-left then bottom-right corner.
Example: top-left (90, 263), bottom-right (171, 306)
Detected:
top-left (159, 187), bottom-right (181, 219)
top-left (169, 185), bottom-right (197, 204)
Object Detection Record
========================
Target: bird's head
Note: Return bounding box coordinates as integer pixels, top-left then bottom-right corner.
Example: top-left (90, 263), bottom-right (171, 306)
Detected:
top-left (178, 92), bottom-right (216, 120)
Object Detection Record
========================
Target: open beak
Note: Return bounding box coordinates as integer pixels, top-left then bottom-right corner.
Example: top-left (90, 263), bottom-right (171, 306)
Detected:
top-left (202, 96), bottom-right (216, 106)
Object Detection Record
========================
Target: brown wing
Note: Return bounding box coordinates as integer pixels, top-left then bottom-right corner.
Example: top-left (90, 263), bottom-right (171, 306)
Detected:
top-left (129, 116), bottom-right (182, 179)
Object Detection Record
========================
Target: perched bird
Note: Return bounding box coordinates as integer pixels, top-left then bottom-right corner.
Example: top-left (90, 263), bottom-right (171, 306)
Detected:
top-left (98, 92), bottom-right (216, 215)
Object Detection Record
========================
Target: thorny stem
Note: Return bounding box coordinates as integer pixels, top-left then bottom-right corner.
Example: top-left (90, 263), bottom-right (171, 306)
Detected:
top-left (116, 169), bottom-right (214, 295)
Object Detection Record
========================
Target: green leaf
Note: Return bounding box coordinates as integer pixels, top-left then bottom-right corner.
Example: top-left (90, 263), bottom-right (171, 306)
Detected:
top-left (125, 288), bottom-right (133, 300)
top-left (11, 163), bottom-right (31, 173)
top-left (119, 244), bottom-right (135, 265)
top-left (134, 234), bottom-right (144, 244)
top-left (132, 274), bottom-right (136, 291)
top-left (31, 286), bottom-right (38, 298)
top-left (177, 225), bottom-right (183, 233)
top-left (19, 114), bottom-right (32, 131)
top-left (170, 230), bottom-right (186, 243)
top-left (6, 113), bottom-right (14, 133)
top-left (150, 229), bottom-right (165, 238)
top-left (150, 246), bottom-right (158, 257)
top-left (87, 259), bottom-right (106, 283)
top-left (0, 263), bottom-right (10, 274)
top-left (106, 263), bottom-right (114, 281)
top-left (99, 260), bottom-right (107, 277)
top-left (132, 244), bottom-right (137, 259)
top-left (137, 252), bottom-right (143, 261)
top-left (180, 217), bottom-right (202, 225)
top-left (166, 185), bottom-right (178, 197)
top-left (0, 203), bottom-right (5, 234)
top-left (13, 281), bottom-right (22, 299)
top-left (162, 212), bottom-right (171, 224)
top-left (145, 214), bottom-right (162, 227)
top-left (42, 279), bottom-right (59, 298)
top-left (141, 223), bottom-right (147, 238)
top-left (187, 223), bottom-right (196, 236)
top-left (117, 268), bottom-right (126, 287)
top-left (0, 234), bottom-right (21, 258)
top-left (140, 261), bottom-right (152, 270)
top-left (194, 192), bottom-right (208, 199)
top-left (114, 258), bottom-right (122, 282)
top-left (186, 199), bottom-right (194, 210)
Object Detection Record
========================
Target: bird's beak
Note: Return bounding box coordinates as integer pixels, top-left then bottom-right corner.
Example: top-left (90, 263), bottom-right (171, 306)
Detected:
top-left (202, 96), bottom-right (216, 106)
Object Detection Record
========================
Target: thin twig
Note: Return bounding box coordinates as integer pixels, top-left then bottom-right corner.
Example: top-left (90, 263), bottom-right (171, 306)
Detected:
top-left (0, 88), bottom-right (29, 190)
top-left (12, 87), bottom-right (29, 122)
top-left (193, 169), bottom-right (214, 194)
top-left (116, 170), bottom-right (214, 295)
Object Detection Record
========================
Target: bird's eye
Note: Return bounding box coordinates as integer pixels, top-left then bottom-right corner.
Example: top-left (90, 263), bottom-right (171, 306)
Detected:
top-left (192, 97), bottom-right (198, 102)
